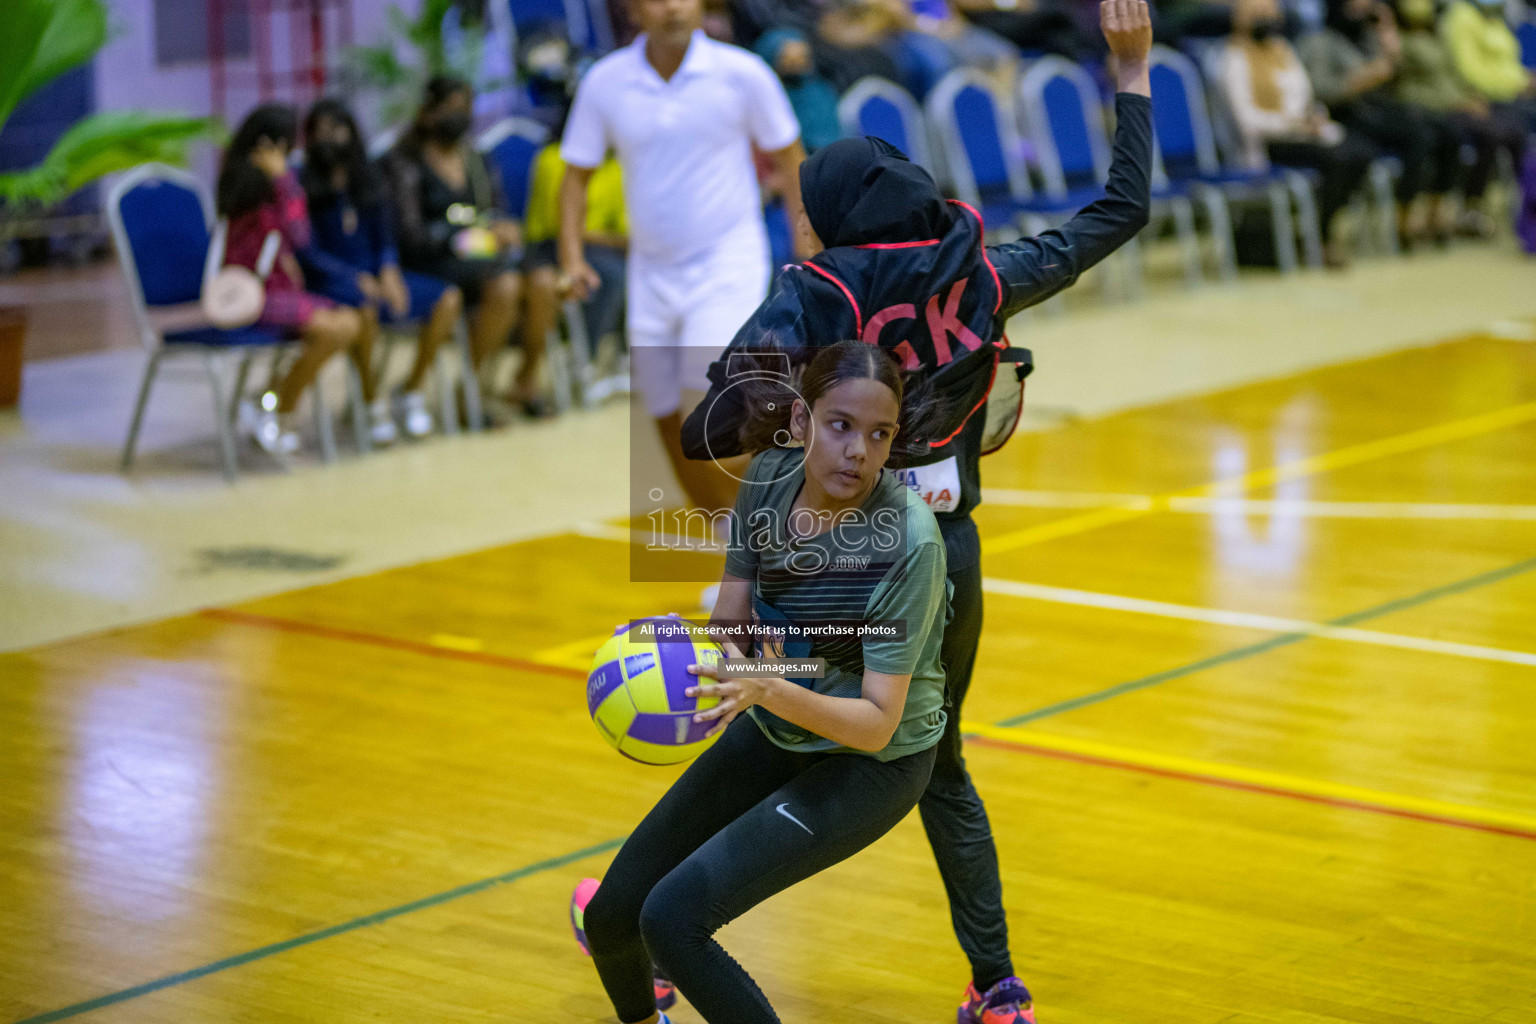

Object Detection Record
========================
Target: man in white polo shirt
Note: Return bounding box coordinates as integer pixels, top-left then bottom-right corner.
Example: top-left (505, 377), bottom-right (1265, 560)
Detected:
top-left (557, 0), bottom-right (809, 510)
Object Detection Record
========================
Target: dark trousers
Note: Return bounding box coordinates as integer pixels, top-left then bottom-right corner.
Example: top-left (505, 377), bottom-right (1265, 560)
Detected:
top-left (1450, 107), bottom-right (1530, 200)
top-left (1266, 131), bottom-right (1378, 243)
top-left (1334, 97), bottom-right (1461, 202)
top-left (585, 717), bottom-right (936, 1024)
top-left (919, 560), bottom-right (1015, 989)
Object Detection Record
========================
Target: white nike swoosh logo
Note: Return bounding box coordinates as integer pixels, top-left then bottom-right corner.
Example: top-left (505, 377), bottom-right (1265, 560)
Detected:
top-left (775, 803), bottom-right (814, 835)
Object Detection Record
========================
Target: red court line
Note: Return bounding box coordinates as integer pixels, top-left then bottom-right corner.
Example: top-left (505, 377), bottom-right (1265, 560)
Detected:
top-left (965, 734), bottom-right (1536, 843)
top-left (199, 607), bottom-right (587, 679)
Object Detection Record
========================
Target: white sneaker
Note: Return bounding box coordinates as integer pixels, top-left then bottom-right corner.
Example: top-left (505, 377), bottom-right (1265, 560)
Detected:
top-left (393, 389), bottom-right (434, 438)
top-left (240, 392), bottom-right (299, 456)
top-left (368, 398), bottom-right (398, 446)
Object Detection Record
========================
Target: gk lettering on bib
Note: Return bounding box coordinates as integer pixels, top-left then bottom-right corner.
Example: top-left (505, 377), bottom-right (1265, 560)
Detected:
top-left (897, 456), bottom-right (960, 513)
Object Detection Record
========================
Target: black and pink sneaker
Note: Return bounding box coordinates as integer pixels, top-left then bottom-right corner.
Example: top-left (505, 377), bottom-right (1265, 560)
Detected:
top-left (958, 977), bottom-right (1037, 1024)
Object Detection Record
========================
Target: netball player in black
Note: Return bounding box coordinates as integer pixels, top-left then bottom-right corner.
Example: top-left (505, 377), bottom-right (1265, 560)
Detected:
top-left (576, 341), bottom-right (954, 1024)
top-left (676, 5), bottom-right (1156, 1021)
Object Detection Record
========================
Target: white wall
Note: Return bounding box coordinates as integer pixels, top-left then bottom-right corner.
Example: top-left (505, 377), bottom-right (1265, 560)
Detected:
top-left (96, 0), bottom-right (403, 184)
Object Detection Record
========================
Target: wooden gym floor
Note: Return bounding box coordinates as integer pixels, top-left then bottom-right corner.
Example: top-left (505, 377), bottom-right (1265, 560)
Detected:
top-left (2, 333), bottom-right (1534, 1024)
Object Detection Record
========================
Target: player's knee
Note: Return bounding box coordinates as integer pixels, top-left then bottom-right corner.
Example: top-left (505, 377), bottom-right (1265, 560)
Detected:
top-left (638, 871), bottom-right (700, 960)
top-left (583, 882), bottom-right (641, 956)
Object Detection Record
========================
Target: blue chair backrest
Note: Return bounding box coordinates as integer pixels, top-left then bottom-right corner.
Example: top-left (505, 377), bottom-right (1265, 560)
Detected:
top-left (927, 70), bottom-right (1032, 209)
top-left (1020, 57), bottom-right (1110, 196)
top-left (116, 172), bottom-right (209, 306)
top-left (1518, 20), bottom-right (1536, 69)
top-left (478, 118), bottom-right (551, 218)
top-left (860, 95), bottom-right (912, 156)
top-left (1148, 45), bottom-right (1218, 179)
top-left (838, 77), bottom-right (932, 171)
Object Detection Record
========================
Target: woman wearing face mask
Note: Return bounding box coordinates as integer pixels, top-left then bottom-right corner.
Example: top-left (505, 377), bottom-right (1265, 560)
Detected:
top-left (1219, 0), bottom-right (1379, 265)
top-left (1299, 0), bottom-right (1464, 247)
top-left (1392, 0), bottom-right (1526, 238)
top-left (576, 340), bottom-right (951, 1024)
top-left (217, 103), bottom-right (374, 456)
top-left (754, 28), bottom-right (844, 154)
top-left (300, 98), bottom-right (465, 441)
top-left (382, 76), bottom-right (552, 419)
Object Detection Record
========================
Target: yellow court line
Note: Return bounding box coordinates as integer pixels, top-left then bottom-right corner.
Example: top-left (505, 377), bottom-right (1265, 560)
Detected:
top-left (983, 400), bottom-right (1536, 554)
top-left (961, 721), bottom-right (1536, 837)
top-left (533, 608), bottom-right (712, 670)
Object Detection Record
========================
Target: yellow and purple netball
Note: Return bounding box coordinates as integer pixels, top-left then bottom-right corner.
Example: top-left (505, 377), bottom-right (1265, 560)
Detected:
top-left (587, 616), bottom-right (723, 764)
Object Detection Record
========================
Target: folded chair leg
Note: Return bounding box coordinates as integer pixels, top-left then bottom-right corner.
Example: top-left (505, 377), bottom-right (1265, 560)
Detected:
top-left (1201, 187), bottom-right (1238, 282)
top-left (1172, 197), bottom-right (1203, 289)
top-left (121, 348), bottom-right (165, 473)
top-left (229, 353), bottom-right (254, 427)
top-left (563, 299), bottom-right (594, 409)
top-left (1268, 181), bottom-right (1298, 274)
top-left (1283, 170), bottom-right (1325, 268)
top-left (1370, 161), bottom-right (1399, 256)
top-left (348, 361), bottom-right (371, 455)
top-left (202, 351), bottom-right (239, 483)
top-left (313, 373), bottom-right (338, 464)
top-left (454, 318), bottom-right (485, 431)
top-left (546, 328), bottom-right (573, 415)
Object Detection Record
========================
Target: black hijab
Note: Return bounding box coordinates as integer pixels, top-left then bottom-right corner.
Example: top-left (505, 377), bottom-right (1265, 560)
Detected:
top-left (800, 136), bottom-right (956, 248)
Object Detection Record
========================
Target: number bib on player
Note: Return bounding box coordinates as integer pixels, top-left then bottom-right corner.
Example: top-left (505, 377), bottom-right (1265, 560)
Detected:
top-left (896, 455), bottom-right (961, 513)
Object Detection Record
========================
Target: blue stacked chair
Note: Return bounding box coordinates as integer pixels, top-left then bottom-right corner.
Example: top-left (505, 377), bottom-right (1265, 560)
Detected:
top-left (1517, 18), bottom-right (1536, 69)
top-left (924, 68), bottom-right (1081, 243)
top-left (506, 0), bottom-right (614, 55)
top-left (837, 77), bottom-right (935, 173)
top-left (1147, 44), bottom-right (1320, 274)
top-left (1019, 55), bottom-right (1205, 292)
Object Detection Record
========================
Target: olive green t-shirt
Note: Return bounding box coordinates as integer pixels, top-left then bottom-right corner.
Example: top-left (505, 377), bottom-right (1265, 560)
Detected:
top-left (724, 446), bottom-right (950, 761)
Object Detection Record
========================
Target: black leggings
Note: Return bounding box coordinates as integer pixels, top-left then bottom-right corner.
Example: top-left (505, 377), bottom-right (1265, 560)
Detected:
top-left (1266, 132), bottom-right (1378, 244)
top-left (1450, 107), bottom-right (1530, 201)
top-left (918, 559), bottom-right (1014, 989)
top-left (585, 716), bottom-right (937, 1024)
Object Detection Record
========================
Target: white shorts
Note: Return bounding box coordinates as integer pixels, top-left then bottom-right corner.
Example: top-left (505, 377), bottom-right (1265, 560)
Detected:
top-left (627, 238), bottom-right (771, 418)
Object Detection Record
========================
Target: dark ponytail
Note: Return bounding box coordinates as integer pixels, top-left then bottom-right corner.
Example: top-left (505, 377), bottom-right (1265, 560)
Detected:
top-left (737, 340), bottom-right (905, 453)
top-left (733, 338), bottom-right (972, 465)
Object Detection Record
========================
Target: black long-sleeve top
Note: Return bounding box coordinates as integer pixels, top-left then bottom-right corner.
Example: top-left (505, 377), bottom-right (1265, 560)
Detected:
top-left (681, 92), bottom-right (1153, 571)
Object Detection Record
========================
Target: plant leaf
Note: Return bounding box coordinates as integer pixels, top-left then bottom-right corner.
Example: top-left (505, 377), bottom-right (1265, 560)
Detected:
top-left (0, 0), bottom-right (56, 131)
top-left (0, 111), bottom-right (220, 207)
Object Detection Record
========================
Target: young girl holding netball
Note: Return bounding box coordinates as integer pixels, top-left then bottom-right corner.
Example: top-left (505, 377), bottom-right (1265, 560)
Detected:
top-left (576, 340), bottom-right (952, 1024)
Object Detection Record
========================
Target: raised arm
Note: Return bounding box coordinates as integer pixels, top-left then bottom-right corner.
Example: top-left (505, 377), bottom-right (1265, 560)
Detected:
top-left (987, 0), bottom-right (1154, 318)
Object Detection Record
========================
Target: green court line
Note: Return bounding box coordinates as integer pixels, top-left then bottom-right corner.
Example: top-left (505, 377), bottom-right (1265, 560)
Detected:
top-left (8, 838), bottom-right (625, 1024)
top-left (995, 554), bottom-right (1536, 728)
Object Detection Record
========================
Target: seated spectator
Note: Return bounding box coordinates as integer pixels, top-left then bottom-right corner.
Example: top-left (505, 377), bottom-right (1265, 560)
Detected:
top-left (1394, 0), bottom-right (1525, 236)
top-left (817, 0), bottom-right (1015, 97)
top-left (1300, 0), bottom-right (1463, 246)
top-left (954, 0), bottom-right (1099, 58)
top-left (1441, 0), bottom-right (1536, 120)
top-left (216, 104), bottom-right (376, 455)
top-left (300, 98), bottom-right (464, 440)
top-left (1219, 0), bottom-right (1380, 265)
top-left (382, 76), bottom-right (551, 419)
top-left (755, 28), bottom-right (845, 152)
top-left (522, 95), bottom-right (628, 392)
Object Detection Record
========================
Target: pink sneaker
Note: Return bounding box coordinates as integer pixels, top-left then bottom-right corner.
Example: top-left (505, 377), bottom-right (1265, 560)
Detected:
top-left (569, 878), bottom-right (677, 1011)
top-left (958, 977), bottom-right (1036, 1024)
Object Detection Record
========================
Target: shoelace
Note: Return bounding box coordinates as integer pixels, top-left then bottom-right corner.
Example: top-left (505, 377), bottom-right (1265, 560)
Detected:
top-left (985, 980), bottom-right (1032, 1008)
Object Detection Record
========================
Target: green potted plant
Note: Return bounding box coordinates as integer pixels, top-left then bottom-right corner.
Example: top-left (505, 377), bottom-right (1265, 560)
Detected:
top-left (0, 0), bottom-right (218, 409)
top-left (348, 0), bottom-right (508, 128)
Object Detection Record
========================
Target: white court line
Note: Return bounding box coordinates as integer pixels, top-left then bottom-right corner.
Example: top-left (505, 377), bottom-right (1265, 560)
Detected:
top-left (981, 577), bottom-right (1536, 668)
top-left (980, 490), bottom-right (1536, 520)
top-left (1168, 498), bottom-right (1536, 520)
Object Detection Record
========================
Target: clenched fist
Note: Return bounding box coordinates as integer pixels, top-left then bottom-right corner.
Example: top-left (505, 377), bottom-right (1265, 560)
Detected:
top-left (1101, 0), bottom-right (1153, 95)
